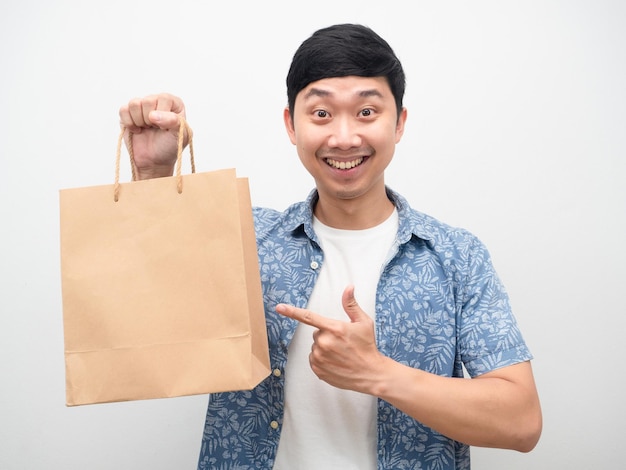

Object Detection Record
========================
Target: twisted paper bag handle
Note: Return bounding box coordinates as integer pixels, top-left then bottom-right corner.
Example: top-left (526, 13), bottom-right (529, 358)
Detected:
top-left (113, 117), bottom-right (195, 202)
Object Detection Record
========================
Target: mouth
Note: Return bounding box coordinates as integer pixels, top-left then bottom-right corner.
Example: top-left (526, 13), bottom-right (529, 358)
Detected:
top-left (324, 157), bottom-right (365, 170)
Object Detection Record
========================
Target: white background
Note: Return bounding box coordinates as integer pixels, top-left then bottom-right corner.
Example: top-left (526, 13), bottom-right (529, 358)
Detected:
top-left (1, 1), bottom-right (624, 468)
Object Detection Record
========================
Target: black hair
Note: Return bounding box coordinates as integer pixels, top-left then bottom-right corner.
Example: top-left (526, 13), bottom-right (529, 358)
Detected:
top-left (286, 24), bottom-right (406, 119)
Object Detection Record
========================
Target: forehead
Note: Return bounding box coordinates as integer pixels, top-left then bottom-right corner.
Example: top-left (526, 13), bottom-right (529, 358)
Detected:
top-left (296, 76), bottom-right (392, 104)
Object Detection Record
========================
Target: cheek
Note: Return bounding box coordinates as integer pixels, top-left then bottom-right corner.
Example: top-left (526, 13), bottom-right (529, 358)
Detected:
top-left (296, 140), bottom-right (317, 164)
top-left (366, 129), bottom-right (394, 152)
top-left (294, 127), bottom-right (324, 155)
top-left (380, 121), bottom-right (403, 147)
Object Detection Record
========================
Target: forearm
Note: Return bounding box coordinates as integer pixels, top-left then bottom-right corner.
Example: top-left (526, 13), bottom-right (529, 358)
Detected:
top-left (370, 357), bottom-right (542, 452)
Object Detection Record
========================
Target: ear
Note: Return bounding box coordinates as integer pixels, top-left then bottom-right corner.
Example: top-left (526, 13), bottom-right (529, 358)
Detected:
top-left (395, 107), bottom-right (408, 144)
top-left (283, 106), bottom-right (297, 145)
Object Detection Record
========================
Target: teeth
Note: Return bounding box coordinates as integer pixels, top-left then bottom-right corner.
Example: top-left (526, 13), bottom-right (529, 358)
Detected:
top-left (325, 157), bottom-right (364, 169)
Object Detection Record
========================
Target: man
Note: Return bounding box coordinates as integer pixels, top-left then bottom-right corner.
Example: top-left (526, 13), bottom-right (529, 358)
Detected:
top-left (119, 23), bottom-right (541, 470)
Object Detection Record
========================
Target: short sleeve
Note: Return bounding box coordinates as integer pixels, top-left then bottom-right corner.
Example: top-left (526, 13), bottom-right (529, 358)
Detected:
top-left (458, 236), bottom-right (533, 377)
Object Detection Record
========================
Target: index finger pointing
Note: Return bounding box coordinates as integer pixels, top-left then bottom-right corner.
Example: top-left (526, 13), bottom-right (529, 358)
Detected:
top-left (276, 303), bottom-right (334, 330)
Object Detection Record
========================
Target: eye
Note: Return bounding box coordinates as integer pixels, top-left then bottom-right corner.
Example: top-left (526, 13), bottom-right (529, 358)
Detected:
top-left (360, 108), bottom-right (372, 117)
top-left (316, 109), bottom-right (328, 118)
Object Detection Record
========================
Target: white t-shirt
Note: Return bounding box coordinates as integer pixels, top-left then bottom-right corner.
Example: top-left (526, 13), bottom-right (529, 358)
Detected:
top-left (274, 209), bottom-right (399, 470)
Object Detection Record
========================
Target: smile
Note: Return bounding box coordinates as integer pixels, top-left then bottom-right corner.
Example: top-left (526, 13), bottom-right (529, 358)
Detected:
top-left (324, 157), bottom-right (364, 170)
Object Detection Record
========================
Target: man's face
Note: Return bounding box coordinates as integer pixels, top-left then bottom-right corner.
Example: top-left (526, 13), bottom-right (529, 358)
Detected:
top-left (284, 76), bottom-right (406, 205)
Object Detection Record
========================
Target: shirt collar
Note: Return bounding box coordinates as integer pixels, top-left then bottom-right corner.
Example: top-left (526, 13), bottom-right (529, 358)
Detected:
top-left (281, 187), bottom-right (438, 245)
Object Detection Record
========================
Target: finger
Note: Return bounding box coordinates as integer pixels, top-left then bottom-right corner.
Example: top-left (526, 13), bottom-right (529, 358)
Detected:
top-left (140, 95), bottom-right (159, 128)
top-left (119, 102), bottom-right (144, 133)
top-left (341, 284), bottom-right (367, 323)
top-left (154, 92), bottom-right (185, 114)
top-left (120, 97), bottom-right (151, 131)
top-left (150, 93), bottom-right (187, 132)
top-left (119, 93), bottom-right (186, 132)
top-left (276, 303), bottom-right (336, 330)
top-left (148, 109), bottom-right (183, 131)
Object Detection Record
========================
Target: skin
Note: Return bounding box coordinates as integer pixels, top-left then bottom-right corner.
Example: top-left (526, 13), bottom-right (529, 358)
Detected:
top-left (283, 76), bottom-right (405, 229)
top-left (119, 78), bottom-right (542, 452)
top-left (276, 287), bottom-right (542, 452)
top-left (119, 93), bottom-right (188, 180)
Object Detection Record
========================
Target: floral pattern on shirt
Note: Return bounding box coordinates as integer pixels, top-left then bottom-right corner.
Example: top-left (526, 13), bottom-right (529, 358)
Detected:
top-left (198, 188), bottom-right (532, 470)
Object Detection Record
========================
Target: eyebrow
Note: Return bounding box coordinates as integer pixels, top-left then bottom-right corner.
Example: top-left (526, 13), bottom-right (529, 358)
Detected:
top-left (303, 87), bottom-right (384, 100)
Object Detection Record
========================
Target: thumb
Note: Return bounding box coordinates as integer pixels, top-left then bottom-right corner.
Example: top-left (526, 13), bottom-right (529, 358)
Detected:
top-left (341, 285), bottom-right (367, 323)
top-left (148, 110), bottom-right (184, 131)
top-left (148, 110), bottom-right (192, 147)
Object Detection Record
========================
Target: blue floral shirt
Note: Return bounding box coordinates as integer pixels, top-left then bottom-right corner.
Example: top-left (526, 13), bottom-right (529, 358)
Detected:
top-left (198, 188), bottom-right (532, 470)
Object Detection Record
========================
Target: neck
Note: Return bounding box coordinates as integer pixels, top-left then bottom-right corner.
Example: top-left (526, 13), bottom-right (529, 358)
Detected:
top-left (313, 187), bottom-right (395, 230)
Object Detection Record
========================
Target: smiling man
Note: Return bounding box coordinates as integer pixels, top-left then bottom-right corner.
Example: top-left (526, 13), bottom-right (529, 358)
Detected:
top-left (284, 76), bottom-right (404, 230)
top-left (119, 23), bottom-right (542, 470)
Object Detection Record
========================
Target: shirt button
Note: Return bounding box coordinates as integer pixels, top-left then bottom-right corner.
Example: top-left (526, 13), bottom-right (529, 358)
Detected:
top-left (273, 368), bottom-right (282, 377)
top-left (310, 261), bottom-right (319, 270)
top-left (270, 420), bottom-right (279, 430)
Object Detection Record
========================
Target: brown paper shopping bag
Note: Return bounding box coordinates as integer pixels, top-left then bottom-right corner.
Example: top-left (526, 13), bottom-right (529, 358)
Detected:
top-left (59, 120), bottom-right (269, 406)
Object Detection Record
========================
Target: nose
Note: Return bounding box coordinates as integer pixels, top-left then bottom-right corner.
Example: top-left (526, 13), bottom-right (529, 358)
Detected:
top-left (327, 117), bottom-right (362, 150)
